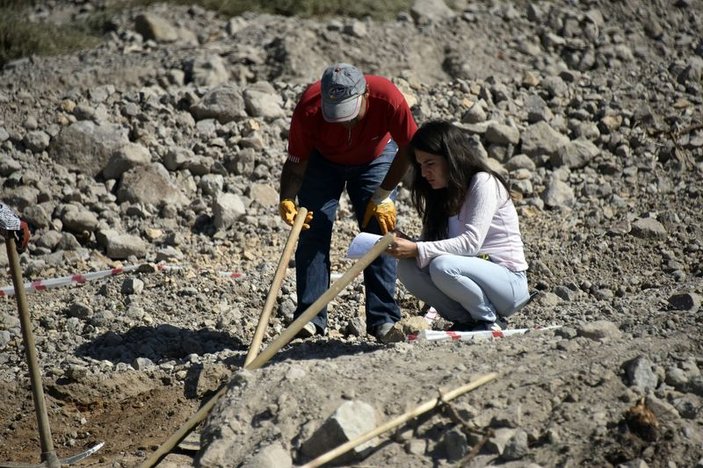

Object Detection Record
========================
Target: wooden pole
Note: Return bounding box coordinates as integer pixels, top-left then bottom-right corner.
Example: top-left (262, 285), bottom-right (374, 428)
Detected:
top-left (244, 233), bottom-right (394, 370)
top-left (299, 372), bottom-right (499, 468)
top-left (139, 233), bottom-right (395, 468)
top-left (5, 234), bottom-right (61, 468)
top-left (244, 207), bottom-right (308, 366)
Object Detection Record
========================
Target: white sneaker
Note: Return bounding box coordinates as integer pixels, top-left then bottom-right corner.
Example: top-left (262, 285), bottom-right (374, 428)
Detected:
top-left (423, 306), bottom-right (439, 324)
top-left (296, 322), bottom-right (317, 339)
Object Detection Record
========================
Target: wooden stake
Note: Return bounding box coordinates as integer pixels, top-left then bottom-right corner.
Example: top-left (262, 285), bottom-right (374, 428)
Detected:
top-left (299, 372), bottom-right (499, 468)
top-left (243, 232), bottom-right (394, 370)
top-left (139, 233), bottom-right (395, 468)
top-left (244, 207), bottom-right (308, 366)
top-left (4, 234), bottom-right (61, 468)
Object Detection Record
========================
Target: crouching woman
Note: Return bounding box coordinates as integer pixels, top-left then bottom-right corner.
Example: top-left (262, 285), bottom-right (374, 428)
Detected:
top-left (386, 120), bottom-right (530, 331)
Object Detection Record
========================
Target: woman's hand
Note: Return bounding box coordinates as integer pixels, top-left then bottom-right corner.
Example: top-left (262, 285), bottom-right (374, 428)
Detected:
top-left (386, 235), bottom-right (418, 259)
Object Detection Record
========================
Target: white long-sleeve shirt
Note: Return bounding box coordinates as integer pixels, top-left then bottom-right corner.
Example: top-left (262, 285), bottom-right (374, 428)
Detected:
top-left (416, 172), bottom-right (528, 272)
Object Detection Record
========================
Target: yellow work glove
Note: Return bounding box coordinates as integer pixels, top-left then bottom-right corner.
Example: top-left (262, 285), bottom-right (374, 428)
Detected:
top-left (279, 199), bottom-right (313, 230)
top-left (362, 188), bottom-right (396, 234)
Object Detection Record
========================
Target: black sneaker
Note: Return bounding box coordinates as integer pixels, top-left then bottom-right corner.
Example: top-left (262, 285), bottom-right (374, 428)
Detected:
top-left (470, 320), bottom-right (504, 332)
top-left (447, 321), bottom-right (477, 332)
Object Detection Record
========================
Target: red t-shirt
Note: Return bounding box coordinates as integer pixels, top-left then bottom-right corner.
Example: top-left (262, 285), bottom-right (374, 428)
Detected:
top-left (287, 75), bottom-right (417, 165)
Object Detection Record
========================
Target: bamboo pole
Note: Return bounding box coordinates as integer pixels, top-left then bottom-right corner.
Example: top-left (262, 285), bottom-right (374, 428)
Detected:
top-left (300, 372), bottom-right (499, 468)
top-left (139, 233), bottom-right (395, 468)
top-left (244, 207), bottom-right (308, 366)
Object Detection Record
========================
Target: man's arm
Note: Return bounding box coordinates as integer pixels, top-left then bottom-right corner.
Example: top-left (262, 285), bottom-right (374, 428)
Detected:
top-left (377, 145), bottom-right (411, 191)
top-left (278, 158), bottom-right (313, 229)
top-left (361, 145), bottom-right (412, 233)
top-left (279, 158), bottom-right (309, 201)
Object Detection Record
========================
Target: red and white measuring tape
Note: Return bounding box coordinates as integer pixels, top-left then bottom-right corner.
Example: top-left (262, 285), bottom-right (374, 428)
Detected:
top-left (1, 263), bottom-right (245, 298)
top-left (407, 325), bottom-right (561, 342)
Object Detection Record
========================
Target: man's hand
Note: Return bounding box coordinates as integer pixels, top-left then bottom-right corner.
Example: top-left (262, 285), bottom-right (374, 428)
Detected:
top-left (13, 220), bottom-right (30, 253)
top-left (362, 188), bottom-right (396, 234)
top-left (279, 199), bottom-right (313, 230)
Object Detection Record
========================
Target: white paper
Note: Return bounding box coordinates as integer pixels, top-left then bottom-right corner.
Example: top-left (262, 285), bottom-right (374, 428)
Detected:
top-left (345, 232), bottom-right (383, 259)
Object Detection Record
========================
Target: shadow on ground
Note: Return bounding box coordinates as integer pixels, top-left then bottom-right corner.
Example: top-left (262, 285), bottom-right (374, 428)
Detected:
top-left (222, 337), bottom-right (388, 369)
top-left (75, 324), bottom-right (245, 364)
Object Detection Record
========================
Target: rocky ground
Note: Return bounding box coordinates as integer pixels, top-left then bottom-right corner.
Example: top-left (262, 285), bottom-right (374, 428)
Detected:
top-left (0, 0), bottom-right (702, 466)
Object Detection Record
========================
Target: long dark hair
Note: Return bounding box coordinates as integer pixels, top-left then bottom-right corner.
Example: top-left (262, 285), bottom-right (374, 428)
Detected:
top-left (409, 120), bottom-right (509, 241)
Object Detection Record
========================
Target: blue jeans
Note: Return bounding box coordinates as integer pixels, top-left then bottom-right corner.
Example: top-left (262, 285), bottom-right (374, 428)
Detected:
top-left (397, 255), bottom-right (529, 324)
top-left (295, 140), bottom-right (401, 332)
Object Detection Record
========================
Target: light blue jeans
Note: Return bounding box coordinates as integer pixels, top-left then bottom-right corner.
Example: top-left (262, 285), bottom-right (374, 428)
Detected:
top-left (397, 255), bottom-right (530, 324)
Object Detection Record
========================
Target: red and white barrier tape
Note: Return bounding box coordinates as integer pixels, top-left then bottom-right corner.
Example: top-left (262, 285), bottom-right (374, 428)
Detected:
top-left (218, 271), bottom-right (246, 279)
top-left (407, 325), bottom-right (561, 343)
top-left (1, 265), bottom-right (140, 297)
top-left (1, 263), bottom-right (245, 298)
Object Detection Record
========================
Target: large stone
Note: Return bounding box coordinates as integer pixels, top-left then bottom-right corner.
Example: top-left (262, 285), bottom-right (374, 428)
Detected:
top-left (50, 120), bottom-right (129, 176)
top-left (213, 193), bottom-right (246, 230)
top-left (163, 147), bottom-right (193, 171)
top-left (23, 130), bottom-right (51, 153)
top-left (485, 122), bottom-right (520, 145)
top-left (116, 164), bottom-right (188, 208)
top-left (623, 356), bottom-right (659, 392)
top-left (440, 427), bottom-right (469, 461)
top-left (36, 230), bottom-right (62, 250)
top-left (630, 218), bottom-right (667, 240)
top-left (190, 84), bottom-right (247, 123)
top-left (134, 13), bottom-right (179, 42)
top-left (410, 0), bottom-right (456, 24)
top-left (300, 400), bottom-right (378, 464)
top-left (2, 186), bottom-right (39, 211)
top-left (486, 427), bottom-right (516, 455)
top-left (524, 94), bottom-right (553, 123)
top-left (577, 320), bottom-right (622, 341)
top-left (243, 81), bottom-right (285, 119)
top-left (521, 121), bottom-right (570, 158)
top-left (552, 138), bottom-right (600, 169)
top-left (184, 55), bottom-right (230, 88)
top-left (668, 292), bottom-right (701, 312)
top-left (22, 204), bottom-right (51, 229)
top-left (0, 157), bottom-right (20, 176)
top-left (502, 429), bottom-right (530, 461)
top-left (240, 442), bottom-right (292, 468)
top-left (541, 176), bottom-right (575, 209)
top-left (103, 143), bottom-right (151, 180)
top-left (97, 229), bottom-right (148, 260)
top-left (247, 183), bottom-right (279, 207)
top-left (61, 209), bottom-right (99, 233)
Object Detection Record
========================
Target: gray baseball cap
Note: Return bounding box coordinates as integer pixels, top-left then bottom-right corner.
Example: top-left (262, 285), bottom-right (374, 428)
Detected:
top-left (320, 63), bottom-right (366, 122)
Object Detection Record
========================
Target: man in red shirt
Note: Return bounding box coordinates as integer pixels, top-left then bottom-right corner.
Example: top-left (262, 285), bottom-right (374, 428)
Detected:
top-left (279, 63), bottom-right (417, 342)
